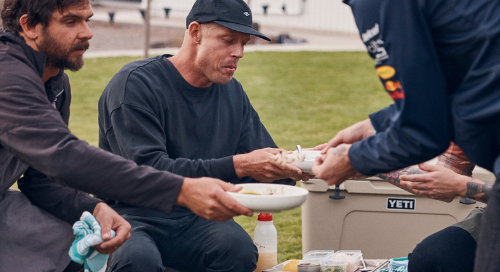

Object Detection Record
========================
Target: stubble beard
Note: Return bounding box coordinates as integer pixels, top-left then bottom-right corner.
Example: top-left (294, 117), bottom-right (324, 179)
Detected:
top-left (198, 54), bottom-right (233, 85)
top-left (38, 29), bottom-right (89, 72)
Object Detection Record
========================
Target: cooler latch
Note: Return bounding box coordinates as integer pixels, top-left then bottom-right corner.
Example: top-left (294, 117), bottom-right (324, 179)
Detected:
top-left (328, 185), bottom-right (345, 200)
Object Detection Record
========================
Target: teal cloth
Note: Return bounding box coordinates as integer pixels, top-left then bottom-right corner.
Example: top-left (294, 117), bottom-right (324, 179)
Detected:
top-left (69, 211), bottom-right (115, 272)
top-left (380, 257), bottom-right (408, 272)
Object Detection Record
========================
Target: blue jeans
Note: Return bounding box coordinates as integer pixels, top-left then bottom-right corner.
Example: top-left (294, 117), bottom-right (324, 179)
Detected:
top-left (108, 206), bottom-right (258, 272)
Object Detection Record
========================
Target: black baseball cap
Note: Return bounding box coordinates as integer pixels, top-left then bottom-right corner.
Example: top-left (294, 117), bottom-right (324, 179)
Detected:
top-left (186, 0), bottom-right (271, 41)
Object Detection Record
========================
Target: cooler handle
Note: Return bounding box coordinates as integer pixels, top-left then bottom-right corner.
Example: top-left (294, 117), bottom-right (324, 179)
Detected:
top-left (459, 198), bottom-right (476, 205)
top-left (328, 185), bottom-right (345, 200)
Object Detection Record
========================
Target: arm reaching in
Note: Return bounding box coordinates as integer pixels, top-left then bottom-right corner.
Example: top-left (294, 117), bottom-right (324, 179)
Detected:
top-left (320, 119), bottom-right (375, 154)
top-left (312, 144), bottom-right (359, 185)
top-left (175, 177), bottom-right (253, 221)
top-left (234, 148), bottom-right (311, 182)
top-left (399, 163), bottom-right (492, 203)
top-left (378, 164), bottom-right (428, 195)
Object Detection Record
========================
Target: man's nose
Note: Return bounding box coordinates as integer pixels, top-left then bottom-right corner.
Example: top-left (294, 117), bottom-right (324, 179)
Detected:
top-left (232, 44), bottom-right (244, 59)
top-left (79, 21), bottom-right (93, 40)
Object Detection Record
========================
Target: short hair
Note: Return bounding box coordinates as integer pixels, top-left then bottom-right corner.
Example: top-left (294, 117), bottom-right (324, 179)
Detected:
top-left (1, 0), bottom-right (91, 32)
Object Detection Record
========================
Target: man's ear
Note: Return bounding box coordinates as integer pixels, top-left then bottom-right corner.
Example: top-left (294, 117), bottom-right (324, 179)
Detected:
top-left (187, 22), bottom-right (202, 44)
top-left (19, 14), bottom-right (41, 40)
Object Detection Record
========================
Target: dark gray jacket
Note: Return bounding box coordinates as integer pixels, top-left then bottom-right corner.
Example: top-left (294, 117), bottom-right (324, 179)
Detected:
top-left (0, 30), bottom-right (184, 271)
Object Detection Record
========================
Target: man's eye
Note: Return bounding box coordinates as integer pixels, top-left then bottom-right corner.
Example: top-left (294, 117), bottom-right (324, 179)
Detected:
top-left (65, 21), bottom-right (75, 26)
top-left (225, 39), bottom-right (234, 44)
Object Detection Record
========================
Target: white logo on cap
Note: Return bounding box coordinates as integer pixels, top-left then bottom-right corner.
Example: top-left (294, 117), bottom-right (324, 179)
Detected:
top-left (243, 12), bottom-right (250, 16)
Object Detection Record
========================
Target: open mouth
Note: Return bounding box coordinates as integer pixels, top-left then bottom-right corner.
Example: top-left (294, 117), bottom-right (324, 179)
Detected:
top-left (225, 65), bottom-right (237, 72)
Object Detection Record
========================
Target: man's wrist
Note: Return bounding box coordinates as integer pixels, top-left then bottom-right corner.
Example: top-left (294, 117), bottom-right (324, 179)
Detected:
top-left (175, 178), bottom-right (189, 207)
top-left (460, 175), bottom-right (474, 197)
top-left (233, 154), bottom-right (247, 178)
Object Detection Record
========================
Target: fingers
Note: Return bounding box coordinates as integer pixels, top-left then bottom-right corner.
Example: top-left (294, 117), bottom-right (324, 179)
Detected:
top-left (216, 189), bottom-right (253, 218)
top-left (98, 215), bottom-right (112, 241)
top-left (96, 222), bottom-right (131, 254)
top-left (417, 162), bottom-right (438, 172)
top-left (314, 143), bottom-right (327, 150)
top-left (92, 203), bottom-right (132, 254)
top-left (188, 179), bottom-right (253, 221)
top-left (321, 137), bottom-right (340, 154)
top-left (400, 173), bottom-right (431, 183)
top-left (227, 184), bottom-right (243, 193)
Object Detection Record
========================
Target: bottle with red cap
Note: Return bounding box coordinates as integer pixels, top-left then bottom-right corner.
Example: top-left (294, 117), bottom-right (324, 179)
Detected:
top-left (254, 213), bottom-right (278, 272)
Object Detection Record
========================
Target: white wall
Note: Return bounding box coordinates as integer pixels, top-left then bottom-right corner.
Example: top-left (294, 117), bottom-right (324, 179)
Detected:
top-left (143, 0), bottom-right (358, 34)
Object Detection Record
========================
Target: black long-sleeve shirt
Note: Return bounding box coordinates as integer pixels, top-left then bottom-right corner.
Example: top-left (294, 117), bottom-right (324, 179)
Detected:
top-left (99, 55), bottom-right (294, 185)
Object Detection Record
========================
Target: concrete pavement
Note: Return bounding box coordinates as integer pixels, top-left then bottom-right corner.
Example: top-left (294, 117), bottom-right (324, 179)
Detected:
top-left (85, 4), bottom-right (366, 58)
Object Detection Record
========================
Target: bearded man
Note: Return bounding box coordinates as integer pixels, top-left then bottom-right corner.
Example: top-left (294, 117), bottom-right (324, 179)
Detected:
top-left (0, 0), bottom-right (253, 271)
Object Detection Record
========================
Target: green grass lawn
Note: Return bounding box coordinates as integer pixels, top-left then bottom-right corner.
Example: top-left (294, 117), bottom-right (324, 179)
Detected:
top-left (25, 51), bottom-right (391, 262)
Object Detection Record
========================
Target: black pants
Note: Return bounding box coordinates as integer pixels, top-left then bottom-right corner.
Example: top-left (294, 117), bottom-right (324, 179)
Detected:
top-left (408, 226), bottom-right (476, 272)
top-left (108, 206), bottom-right (258, 272)
top-left (63, 261), bottom-right (83, 272)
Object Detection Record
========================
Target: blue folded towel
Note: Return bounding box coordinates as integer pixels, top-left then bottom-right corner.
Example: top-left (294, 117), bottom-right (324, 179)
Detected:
top-left (69, 211), bottom-right (116, 272)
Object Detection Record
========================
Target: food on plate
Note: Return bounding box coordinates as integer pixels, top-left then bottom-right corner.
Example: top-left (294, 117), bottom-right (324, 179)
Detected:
top-left (272, 150), bottom-right (306, 164)
top-left (282, 259), bottom-right (301, 272)
top-left (238, 188), bottom-right (262, 195)
top-left (237, 187), bottom-right (284, 196)
top-left (263, 186), bottom-right (284, 196)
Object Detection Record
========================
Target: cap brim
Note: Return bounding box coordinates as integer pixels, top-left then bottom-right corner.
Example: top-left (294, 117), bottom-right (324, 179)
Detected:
top-left (215, 21), bottom-right (271, 41)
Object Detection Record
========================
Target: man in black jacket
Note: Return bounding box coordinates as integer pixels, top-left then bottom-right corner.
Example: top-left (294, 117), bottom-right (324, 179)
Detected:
top-left (0, 0), bottom-right (251, 271)
top-left (98, 0), bottom-right (310, 271)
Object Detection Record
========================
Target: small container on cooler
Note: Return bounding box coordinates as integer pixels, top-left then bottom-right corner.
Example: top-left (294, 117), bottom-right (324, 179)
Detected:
top-left (303, 250), bottom-right (335, 264)
top-left (320, 258), bottom-right (347, 272)
top-left (331, 251), bottom-right (361, 272)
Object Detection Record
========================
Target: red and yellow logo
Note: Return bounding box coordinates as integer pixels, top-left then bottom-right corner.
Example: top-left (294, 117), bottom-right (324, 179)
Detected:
top-left (376, 65), bottom-right (396, 80)
top-left (384, 80), bottom-right (405, 100)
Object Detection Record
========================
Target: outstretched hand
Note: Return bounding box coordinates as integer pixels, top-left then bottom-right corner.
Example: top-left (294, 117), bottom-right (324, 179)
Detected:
top-left (399, 163), bottom-right (468, 202)
top-left (321, 119), bottom-right (375, 154)
top-left (176, 177), bottom-right (253, 221)
top-left (312, 144), bottom-right (358, 186)
top-left (234, 148), bottom-right (311, 182)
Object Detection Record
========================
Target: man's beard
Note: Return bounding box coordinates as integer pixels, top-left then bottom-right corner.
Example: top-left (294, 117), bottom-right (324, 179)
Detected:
top-left (38, 29), bottom-right (89, 72)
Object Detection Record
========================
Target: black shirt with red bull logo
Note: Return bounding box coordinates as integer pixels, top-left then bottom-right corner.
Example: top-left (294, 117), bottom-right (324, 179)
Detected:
top-left (344, 0), bottom-right (500, 176)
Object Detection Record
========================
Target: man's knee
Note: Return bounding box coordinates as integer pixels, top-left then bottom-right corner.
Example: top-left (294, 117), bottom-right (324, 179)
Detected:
top-left (108, 240), bottom-right (164, 272)
top-left (207, 224), bottom-right (258, 270)
top-left (408, 239), bottom-right (439, 272)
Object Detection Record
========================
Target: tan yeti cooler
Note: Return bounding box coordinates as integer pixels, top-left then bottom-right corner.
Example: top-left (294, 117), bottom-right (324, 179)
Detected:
top-left (301, 167), bottom-right (494, 259)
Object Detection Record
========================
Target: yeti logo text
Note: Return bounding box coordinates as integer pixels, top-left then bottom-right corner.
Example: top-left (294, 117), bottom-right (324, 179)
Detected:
top-left (362, 23), bottom-right (380, 42)
top-left (387, 198), bottom-right (415, 210)
top-left (243, 12), bottom-right (250, 16)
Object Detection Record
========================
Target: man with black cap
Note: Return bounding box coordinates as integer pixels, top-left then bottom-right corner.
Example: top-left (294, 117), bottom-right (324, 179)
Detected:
top-left (98, 0), bottom-right (310, 271)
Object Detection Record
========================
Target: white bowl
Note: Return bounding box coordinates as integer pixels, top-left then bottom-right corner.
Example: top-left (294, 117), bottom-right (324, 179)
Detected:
top-left (227, 183), bottom-right (308, 213)
top-left (291, 150), bottom-right (321, 175)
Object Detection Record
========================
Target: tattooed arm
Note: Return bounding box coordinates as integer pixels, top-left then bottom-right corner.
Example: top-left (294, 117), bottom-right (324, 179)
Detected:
top-left (397, 163), bottom-right (478, 203)
top-left (464, 178), bottom-right (492, 203)
top-left (378, 165), bottom-right (427, 194)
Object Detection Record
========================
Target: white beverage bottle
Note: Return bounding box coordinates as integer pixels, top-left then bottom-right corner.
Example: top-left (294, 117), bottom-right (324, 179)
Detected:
top-left (254, 213), bottom-right (278, 272)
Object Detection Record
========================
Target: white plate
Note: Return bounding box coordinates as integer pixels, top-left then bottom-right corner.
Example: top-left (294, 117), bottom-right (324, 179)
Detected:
top-left (291, 150), bottom-right (322, 175)
top-left (227, 183), bottom-right (308, 213)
